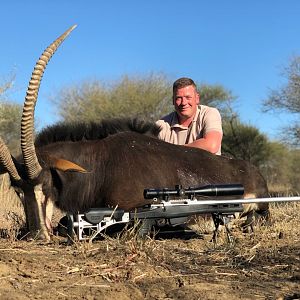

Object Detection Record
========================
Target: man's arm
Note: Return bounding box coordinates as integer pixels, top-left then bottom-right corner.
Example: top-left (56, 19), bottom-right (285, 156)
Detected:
top-left (184, 130), bottom-right (222, 154)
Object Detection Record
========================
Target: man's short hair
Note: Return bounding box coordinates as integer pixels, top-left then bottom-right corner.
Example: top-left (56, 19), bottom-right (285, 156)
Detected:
top-left (173, 77), bottom-right (197, 94)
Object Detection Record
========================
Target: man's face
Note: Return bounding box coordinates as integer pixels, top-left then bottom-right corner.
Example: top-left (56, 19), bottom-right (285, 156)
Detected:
top-left (173, 85), bottom-right (199, 123)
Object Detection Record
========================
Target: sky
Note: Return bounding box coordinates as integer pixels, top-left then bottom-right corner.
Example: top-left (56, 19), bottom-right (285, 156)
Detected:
top-left (1, 1), bottom-right (300, 141)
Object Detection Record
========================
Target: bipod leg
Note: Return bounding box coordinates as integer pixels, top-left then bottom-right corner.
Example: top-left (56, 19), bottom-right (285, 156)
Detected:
top-left (138, 219), bottom-right (155, 238)
top-left (224, 220), bottom-right (234, 245)
top-left (211, 214), bottom-right (235, 246)
top-left (66, 214), bottom-right (75, 245)
top-left (211, 213), bottom-right (222, 244)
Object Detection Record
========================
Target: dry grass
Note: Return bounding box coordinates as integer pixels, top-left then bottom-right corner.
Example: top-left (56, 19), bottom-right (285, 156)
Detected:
top-left (193, 201), bottom-right (300, 271)
top-left (0, 177), bottom-right (299, 264)
top-left (0, 177), bottom-right (299, 249)
top-left (63, 200), bottom-right (300, 279)
top-left (0, 174), bottom-right (25, 240)
top-left (0, 186), bottom-right (299, 299)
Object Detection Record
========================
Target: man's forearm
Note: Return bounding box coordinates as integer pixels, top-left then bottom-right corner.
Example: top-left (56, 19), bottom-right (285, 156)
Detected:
top-left (184, 131), bottom-right (222, 154)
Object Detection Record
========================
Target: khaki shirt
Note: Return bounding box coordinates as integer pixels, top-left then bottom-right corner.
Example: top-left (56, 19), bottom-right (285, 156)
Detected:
top-left (156, 105), bottom-right (222, 155)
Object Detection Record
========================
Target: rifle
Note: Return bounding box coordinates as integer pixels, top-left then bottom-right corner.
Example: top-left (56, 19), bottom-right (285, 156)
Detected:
top-left (66, 184), bottom-right (300, 242)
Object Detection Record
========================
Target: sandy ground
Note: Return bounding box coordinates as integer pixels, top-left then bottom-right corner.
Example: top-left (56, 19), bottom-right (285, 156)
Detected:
top-left (0, 217), bottom-right (299, 300)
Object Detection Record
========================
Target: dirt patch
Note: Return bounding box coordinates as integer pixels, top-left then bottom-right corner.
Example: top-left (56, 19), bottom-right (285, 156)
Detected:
top-left (0, 239), bottom-right (298, 300)
top-left (0, 217), bottom-right (299, 300)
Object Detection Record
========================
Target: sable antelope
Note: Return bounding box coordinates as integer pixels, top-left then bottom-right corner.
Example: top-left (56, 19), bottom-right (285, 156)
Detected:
top-left (0, 25), bottom-right (269, 240)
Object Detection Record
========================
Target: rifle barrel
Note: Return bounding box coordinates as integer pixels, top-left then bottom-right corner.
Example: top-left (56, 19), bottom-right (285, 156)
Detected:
top-left (178, 196), bottom-right (300, 206)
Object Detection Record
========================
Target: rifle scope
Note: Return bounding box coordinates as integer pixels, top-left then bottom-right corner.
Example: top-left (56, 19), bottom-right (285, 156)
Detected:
top-left (144, 183), bottom-right (244, 200)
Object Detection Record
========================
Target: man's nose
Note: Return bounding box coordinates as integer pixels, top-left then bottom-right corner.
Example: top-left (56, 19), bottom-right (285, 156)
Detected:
top-left (181, 97), bottom-right (188, 105)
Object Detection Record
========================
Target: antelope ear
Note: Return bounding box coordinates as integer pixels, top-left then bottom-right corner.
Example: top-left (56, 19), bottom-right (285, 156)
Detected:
top-left (52, 158), bottom-right (88, 173)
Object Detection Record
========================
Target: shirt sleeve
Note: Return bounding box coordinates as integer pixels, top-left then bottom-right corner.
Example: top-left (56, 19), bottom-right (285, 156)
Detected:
top-left (155, 119), bottom-right (167, 140)
top-left (202, 107), bottom-right (223, 135)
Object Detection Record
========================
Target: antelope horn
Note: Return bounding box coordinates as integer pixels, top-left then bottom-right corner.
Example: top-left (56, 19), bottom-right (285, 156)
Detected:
top-left (21, 25), bottom-right (77, 180)
top-left (0, 137), bottom-right (22, 182)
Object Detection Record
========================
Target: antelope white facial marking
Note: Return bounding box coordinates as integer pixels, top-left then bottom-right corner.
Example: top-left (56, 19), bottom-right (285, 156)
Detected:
top-left (45, 199), bottom-right (54, 232)
top-left (34, 184), bottom-right (51, 241)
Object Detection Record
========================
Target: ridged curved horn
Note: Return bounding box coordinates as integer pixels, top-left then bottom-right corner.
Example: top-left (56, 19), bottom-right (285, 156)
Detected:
top-left (21, 25), bottom-right (77, 180)
top-left (0, 137), bottom-right (22, 182)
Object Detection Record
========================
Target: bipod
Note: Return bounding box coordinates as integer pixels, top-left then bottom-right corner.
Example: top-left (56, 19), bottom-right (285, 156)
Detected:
top-left (211, 213), bottom-right (235, 246)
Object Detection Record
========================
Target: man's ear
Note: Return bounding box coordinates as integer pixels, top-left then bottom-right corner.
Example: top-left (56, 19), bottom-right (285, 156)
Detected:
top-left (51, 158), bottom-right (88, 173)
top-left (196, 92), bottom-right (200, 105)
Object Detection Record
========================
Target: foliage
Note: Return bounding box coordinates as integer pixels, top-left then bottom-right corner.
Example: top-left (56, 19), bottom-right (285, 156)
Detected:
top-left (0, 74), bottom-right (15, 98)
top-left (222, 116), bottom-right (271, 167)
top-left (0, 102), bottom-right (22, 156)
top-left (53, 73), bottom-right (236, 123)
top-left (53, 73), bottom-right (173, 122)
top-left (263, 56), bottom-right (300, 146)
top-left (222, 119), bottom-right (299, 193)
top-left (220, 100), bottom-right (298, 193)
top-left (259, 142), bottom-right (300, 194)
top-left (197, 83), bottom-right (236, 118)
top-left (287, 148), bottom-right (300, 192)
top-left (0, 76), bottom-right (22, 155)
top-left (259, 142), bottom-right (292, 193)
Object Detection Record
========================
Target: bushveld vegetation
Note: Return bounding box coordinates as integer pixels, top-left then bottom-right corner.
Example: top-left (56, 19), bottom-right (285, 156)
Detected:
top-left (1, 58), bottom-right (300, 193)
top-left (0, 66), bottom-right (299, 298)
top-left (1, 70), bottom-right (299, 194)
top-left (50, 71), bottom-right (300, 194)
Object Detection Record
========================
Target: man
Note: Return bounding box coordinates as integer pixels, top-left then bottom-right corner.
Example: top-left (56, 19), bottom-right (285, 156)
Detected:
top-left (156, 77), bottom-right (223, 155)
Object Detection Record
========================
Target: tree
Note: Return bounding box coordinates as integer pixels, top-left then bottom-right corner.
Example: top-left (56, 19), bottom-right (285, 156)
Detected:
top-left (0, 75), bottom-right (22, 155)
top-left (53, 74), bottom-right (237, 125)
top-left (287, 148), bottom-right (300, 192)
top-left (263, 56), bottom-right (300, 146)
top-left (259, 142), bottom-right (291, 193)
top-left (0, 102), bottom-right (22, 155)
top-left (197, 83), bottom-right (236, 118)
top-left (222, 116), bottom-right (271, 167)
top-left (0, 74), bottom-right (15, 98)
top-left (53, 73), bottom-right (173, 123)
top-left (258, 142), bottom-right (300, 194)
